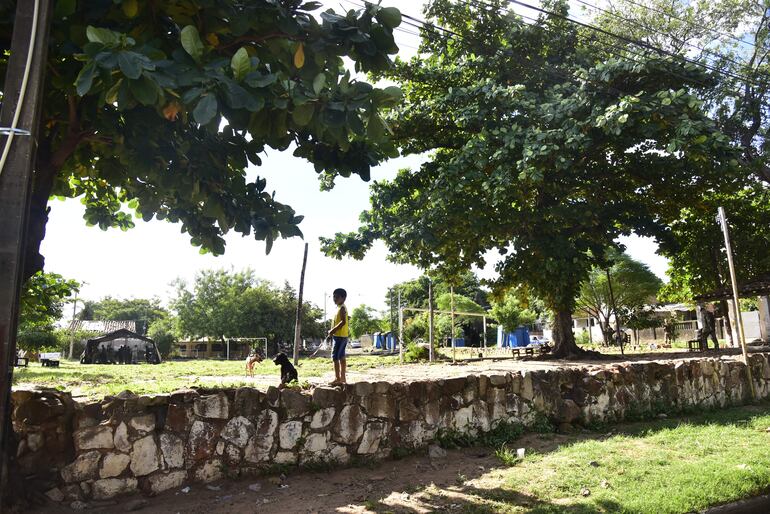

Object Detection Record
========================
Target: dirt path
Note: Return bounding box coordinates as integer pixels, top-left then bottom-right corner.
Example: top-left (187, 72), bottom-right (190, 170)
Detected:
top-left (33, 432), bottom-right (573, 514)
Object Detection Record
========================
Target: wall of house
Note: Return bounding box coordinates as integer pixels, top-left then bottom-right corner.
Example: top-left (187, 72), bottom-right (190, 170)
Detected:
top-left (11, 353), bottom-right (770, 505)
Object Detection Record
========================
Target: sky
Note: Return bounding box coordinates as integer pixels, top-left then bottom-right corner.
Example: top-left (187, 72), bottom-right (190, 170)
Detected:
top-left (40, 0), bottom-right (669, 316)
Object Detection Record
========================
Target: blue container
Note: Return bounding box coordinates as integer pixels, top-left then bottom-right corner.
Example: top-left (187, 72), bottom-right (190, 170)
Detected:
top-left (386, 333), bottom-right (398, 350)
top-left (453, 337), bottom-right (465, 347)
top-left (373, 333), bottom-right (384, 349)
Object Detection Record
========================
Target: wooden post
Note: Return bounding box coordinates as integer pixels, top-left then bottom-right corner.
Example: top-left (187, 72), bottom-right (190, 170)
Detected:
top-left (428, 278), bottom-right (434, 362)
top-left (717, 207), bottom-right (755, 399)
top-left (292, 243), bottom-right (309, 366)
top-left (451, 286), bottom-right (456, 363)
top-left (0, 0), bottom-right (54, 503)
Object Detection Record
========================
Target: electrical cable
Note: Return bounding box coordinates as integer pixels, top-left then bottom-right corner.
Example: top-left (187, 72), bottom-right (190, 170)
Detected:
top-left (0, 0), bottom-right (41, 179)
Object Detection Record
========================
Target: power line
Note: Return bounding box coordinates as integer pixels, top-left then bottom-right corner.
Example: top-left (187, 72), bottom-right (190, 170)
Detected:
top-left (503, 0), bottom-right (762, 88)
top-left (619, 0), bottom-right (766, 54)
top-left (573, 0), bottom-right (749, 70)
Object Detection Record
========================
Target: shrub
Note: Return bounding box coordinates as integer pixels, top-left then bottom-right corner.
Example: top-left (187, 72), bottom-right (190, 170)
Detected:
top-left (404, 342), bottom-right (430, 362)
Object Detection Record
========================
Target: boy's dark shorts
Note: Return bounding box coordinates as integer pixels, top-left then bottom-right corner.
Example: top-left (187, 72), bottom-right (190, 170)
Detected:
top-left (332, 336), bottom-right (348, 361)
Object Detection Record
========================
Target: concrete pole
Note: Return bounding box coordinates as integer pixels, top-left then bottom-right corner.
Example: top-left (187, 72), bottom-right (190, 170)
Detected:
top-left (428, 278), bottom-right (434, 362)
top-left (718, 207), bottom-right (755, 399)
top-left (292, 243), bottom-right (309, 366)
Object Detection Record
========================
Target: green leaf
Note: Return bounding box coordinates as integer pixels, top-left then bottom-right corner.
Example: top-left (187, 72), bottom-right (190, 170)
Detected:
top-left (194, 94), bottom-right (218, 125)
top-left (75, 62), bottom-right (97, 96)
top-left (383, 85), bottom-right (402, 100)
top-left (181, 25), bottom-right (205, 62)
top-left (86, 26), bottom-right (120, 46)
top-left (313, 73), bottom-right (326, 96)
top-left (118, 52), bottom-right (142, 79)
top-left (231, 47), bottom-right (250, 81)
top-left (292, 103), bottom-right (315, 126)
top-left (129, 76), bottom-right (158, 105)
top-left (376, 7), bottom-right (402, 29)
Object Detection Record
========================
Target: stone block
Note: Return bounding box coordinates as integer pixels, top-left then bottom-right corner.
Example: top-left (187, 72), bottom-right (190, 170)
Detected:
top-left (265, 386), bottom-right (280, 408)
top-left (354, 382), bottom-right (374, 397)
top-left (61, 451), bottom-right (100, 483)
top-left (364, 394), bottom-right (396, 419)
top-left (221, 416), bottom-right (255, 448)
top-left (332, 405), bottom-right (366, 445)
top-left (328, 443), bottom-right (350, 464)
top-left (373, 381), bottom-right (391, 394)
top-left (279, 421), bottom-right (303, 450)
top-left (193, 459), bottom-right (223, 483)
top-left (169, 389), bottom-right (199, 403)
top-left (509, 373), bottom-right (522, 395)
top-left (129, 414), bottom-right (156, 435)
top-left (114, 422), bottom-right (131, 453)
top-left (224, 443), bottom-right (242, 466)
top-left (92, 478), bottom-right (138, 500)
top-left (165, 404), bottom-right (192, 433)
top-left (555, 399), bottom-right (581, 424)
top-left (303, 432), bottom-right (329, 454)
top-left (478, 375), bottom-right (489, 399)
top-left (187, 420), bottom-right (219, 463)
top-left (275, 451), bottom-right (298, 465)
top-left (357, 422), bottom-right (386, 454)
top-left (15, 396), bottom-right (65, 425)
top-left (311, 387), bottom-right (342, 408)
top-left (311, 407), bottom-right (335, 430)
top-left (243, 410), bottom-right (277, 463)
top-left (424, 400), bottom-right (440, 426)
top-left (75, 425), bottom-right (114, 451)
top-left (194, 393), bottom-right (230, 420)
top-left (521, 373), bottom-right (534, 401)
top-left (281, 389), bottom-right (310, 418)
top-left (27, 432), bottom-right (43, 452)
top-left (398, 398), bottom-right (421, 423)
top-left (130, 435), bottom-right (160, 476)
top-left (443, 377), bottom-right (467, 395)
top-left (148, 470), bottom-right (186, 494)
top-left (100, 452), bottom-right (130, 479)
top-left (233, 387), bottom-right (263, 418)
top-left (160, 433), bottom-right (184, 469)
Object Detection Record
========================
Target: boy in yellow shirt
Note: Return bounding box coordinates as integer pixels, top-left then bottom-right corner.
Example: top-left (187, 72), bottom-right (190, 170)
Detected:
top-left (327, 288), bottom-right (349, 385)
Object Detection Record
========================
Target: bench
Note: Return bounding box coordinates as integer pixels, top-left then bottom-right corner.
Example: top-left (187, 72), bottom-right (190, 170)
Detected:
top-left (512, 346), bottom-right (547, 358)
top-left (14, 356), bottom-right (28, 367)
top-left (687, 339), bottom-right (703, 352)
top-left (39, 352), bottom-right (61, 367)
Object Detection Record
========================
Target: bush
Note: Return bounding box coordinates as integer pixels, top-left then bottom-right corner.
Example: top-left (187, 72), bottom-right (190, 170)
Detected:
top-left (575, 330), bottom-right (591, 346)
top-left (403, 342), bottom-right (429, 362)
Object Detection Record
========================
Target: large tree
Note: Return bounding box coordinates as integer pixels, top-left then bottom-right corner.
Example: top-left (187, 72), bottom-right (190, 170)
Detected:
top-left (576, 249), bottom-right (662, 345)
top-left (322, 0), bottom-right (739, 357)
top-left (17, 272), bottom-right (79, 350)
top-left (171, 269), bottom-right (323, 342)
top-left (591, 0), bottom-right (770, 184)
top-left (79, 297), bottom-right (168, 334)
top-left (0, 0), bottom-right (402, 280)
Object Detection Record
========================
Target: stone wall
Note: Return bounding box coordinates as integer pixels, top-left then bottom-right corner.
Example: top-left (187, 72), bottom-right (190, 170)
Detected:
top-left (11, 353), bottom-right (770, 504)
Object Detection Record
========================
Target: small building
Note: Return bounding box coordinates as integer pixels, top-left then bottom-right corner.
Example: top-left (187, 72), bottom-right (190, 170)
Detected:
top-left (81, 329), bottom-right (161, 364)
top-left (172, 338), bottom-right (267, 360)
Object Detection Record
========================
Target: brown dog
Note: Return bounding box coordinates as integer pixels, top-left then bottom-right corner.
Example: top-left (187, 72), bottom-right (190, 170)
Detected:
top-left (245, 352), bottom-right (263, 377)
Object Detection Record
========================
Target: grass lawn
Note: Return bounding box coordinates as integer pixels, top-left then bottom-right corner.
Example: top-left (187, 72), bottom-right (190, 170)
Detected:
top-left (12, 354), bottom-right (401, 400)
top-left (430, 403), bottom-right (770, 513)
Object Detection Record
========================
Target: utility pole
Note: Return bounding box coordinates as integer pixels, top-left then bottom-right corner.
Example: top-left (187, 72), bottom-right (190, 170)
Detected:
top-left (68, 296), bottom-right (79, 359)
top-left (398, 288), bottom-right (403, 363)
top-left (717, 207), bottom-right (755, 399)
top-left (0, 0), bottom-right (54, 504)
top-left (292, 243), bottom-right (309, 366)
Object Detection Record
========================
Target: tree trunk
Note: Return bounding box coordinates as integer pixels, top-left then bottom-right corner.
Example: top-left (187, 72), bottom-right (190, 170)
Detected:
top-left (551, 308), bottom-right (580, 358)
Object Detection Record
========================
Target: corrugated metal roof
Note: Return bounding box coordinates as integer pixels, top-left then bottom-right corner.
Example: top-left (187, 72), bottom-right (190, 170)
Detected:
top-left (67, 320), bottom-right (137, 333)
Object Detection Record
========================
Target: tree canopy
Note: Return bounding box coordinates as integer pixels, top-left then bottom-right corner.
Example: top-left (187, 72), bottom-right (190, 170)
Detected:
top-left (348, 304), bottom-right (384, 338)
top-left (576, 249), bottom-right (662, 344)
top-left (171, 269), bottom-right (323, 342)
top-left (322, 0), bottom-right (739, 357)
top-left (490, 292), bottom-right (537, 333)
top-left (0, 0), bottom-right (402, 280)
top-left (78, 297), bottom-right (167, 334)
top-left (17, 271), bottom-right (79, 350)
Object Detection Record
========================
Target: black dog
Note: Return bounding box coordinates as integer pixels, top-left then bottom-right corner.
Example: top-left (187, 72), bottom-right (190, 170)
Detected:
top-left (272, 352), bottom-right (298, 388)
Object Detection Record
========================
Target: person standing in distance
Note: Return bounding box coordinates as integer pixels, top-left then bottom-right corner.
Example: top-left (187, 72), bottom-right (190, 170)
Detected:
top-left (327, 288), bottom-right (349, 386)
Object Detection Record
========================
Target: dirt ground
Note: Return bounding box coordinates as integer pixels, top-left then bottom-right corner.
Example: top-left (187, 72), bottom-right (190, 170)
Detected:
top-left (192, 347), bottom-right (766, 391)
top-left (32, 432), bottom-right (574, 514)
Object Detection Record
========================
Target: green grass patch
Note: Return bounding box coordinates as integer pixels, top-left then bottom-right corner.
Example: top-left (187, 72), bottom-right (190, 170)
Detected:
top-left (467, 403), bottom-right (770, 513)
top-left (12, 354), bottom-right (400, 400)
